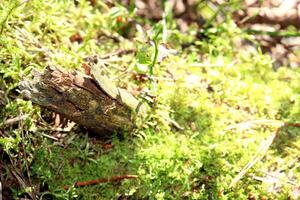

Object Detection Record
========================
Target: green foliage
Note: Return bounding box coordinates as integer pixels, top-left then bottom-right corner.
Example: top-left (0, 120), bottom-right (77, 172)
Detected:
top-left (1, 0), bottom-right (300, 199)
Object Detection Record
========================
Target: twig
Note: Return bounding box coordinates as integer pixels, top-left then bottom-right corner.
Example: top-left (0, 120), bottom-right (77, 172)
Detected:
top-left (63, 175), bottom-right (138, 190)
top-left (229, 129), bottom-right (278, 188)
top-left (1, 114), bottom-right (28, 127)
top-left (229, 121), bottom-right (300, 188)
top-left (225, 119), bottom-right (284, 131)
top-left (245, 29), bottom-right (300, 37)
top-left (284, 122), bottom-right (300, 128)
top-left (100, 49), bottom-right (135, 59)
top-left (225, 120), bottom-right (300, 131)
top-left (189, 61), bottom-right (237, 68)
top-left (41, 133), bottom-right (59, 141)
top-left (160, 114), bottom-right (184, 130)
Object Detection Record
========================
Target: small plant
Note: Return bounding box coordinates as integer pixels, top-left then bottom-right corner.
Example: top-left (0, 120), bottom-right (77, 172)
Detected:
top-left (1, 1), bottom-right (300, 199)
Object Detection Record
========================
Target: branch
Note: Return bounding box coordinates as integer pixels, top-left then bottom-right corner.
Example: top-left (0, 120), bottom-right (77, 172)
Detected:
top-left (63, 175), bottom-right (138, 190)
top-left (19, 66), bottom-right (138, 136)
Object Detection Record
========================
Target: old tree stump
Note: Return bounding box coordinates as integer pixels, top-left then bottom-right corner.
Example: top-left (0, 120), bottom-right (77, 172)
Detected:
top-left (20, 65), bottom-right (146, 136)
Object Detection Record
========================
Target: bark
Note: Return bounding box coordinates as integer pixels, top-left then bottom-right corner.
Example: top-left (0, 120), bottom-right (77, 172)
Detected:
top-left (19, 66), bottom-right (146, 136)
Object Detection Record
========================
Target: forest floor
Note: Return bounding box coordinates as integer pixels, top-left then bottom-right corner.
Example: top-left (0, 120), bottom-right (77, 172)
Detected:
top-left (1, 1), bottom-right (300, 199)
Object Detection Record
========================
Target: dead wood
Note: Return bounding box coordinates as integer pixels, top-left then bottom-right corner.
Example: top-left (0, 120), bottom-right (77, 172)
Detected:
top-left (19, 66), bottom-right (146, 136)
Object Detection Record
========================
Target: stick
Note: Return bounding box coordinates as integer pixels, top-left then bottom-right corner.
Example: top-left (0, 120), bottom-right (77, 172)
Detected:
top-left (63, 175), bottom-right (138, 190)
top-left (225, 119), bottom-right (284, 131)
top-left (229, 122), bottom-right (300, 188)
top-left (229, 129), bottom-right (278, 188)
top-left (245, 29), bottom-right (300, 37)
top-left (284, 122), bottom-right (300, 128)
top-left (20, 66), bottom-right (138, 136)
top-left (40, 133), bottom-right (59, 141)
top-left (100, 49), bottom-right (135, 59)
top-left (1, 114), bottom-right (28, 127)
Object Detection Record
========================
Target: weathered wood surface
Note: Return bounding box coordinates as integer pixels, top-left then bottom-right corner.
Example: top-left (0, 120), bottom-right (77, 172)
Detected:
top-left (20, 66), bottom-right (146, 135)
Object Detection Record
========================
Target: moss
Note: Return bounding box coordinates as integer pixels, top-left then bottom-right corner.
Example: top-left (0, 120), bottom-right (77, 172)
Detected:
top-left (1, 0), bottom-right (300, 199)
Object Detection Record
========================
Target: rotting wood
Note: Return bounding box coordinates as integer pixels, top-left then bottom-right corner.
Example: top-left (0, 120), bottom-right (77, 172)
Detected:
top-left (19, 66), bottom-right (147, 136)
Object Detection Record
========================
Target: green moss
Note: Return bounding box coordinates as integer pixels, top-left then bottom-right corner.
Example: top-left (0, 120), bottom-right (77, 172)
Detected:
top-left (1, 0), bottom-right (300, 199)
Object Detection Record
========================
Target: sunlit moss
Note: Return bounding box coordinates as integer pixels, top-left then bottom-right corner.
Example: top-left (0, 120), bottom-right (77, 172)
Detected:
top-left (1, 0), bottom-right (300, 199)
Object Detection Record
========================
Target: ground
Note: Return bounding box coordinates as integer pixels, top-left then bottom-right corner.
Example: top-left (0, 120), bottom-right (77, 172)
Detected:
top-left (1, 0), bottom-right (300, 199)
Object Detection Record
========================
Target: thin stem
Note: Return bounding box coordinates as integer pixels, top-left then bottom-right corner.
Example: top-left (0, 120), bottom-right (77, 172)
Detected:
top-left (245, 29), bottom-right (300, 37)
top-left (149, 27), bottom-right (162, 93)
top-left (150, 40), bottom-right (158, 77)
top-left (0, 0), bottom-right (27, 35)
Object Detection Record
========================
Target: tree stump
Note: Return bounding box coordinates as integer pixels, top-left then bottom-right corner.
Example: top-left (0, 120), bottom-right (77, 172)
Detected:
top-left (20, 66), bottom-right (146, 136)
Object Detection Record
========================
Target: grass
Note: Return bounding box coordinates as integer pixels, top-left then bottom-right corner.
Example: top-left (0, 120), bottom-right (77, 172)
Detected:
top-left (1, 0), bottom-right (300, 199)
